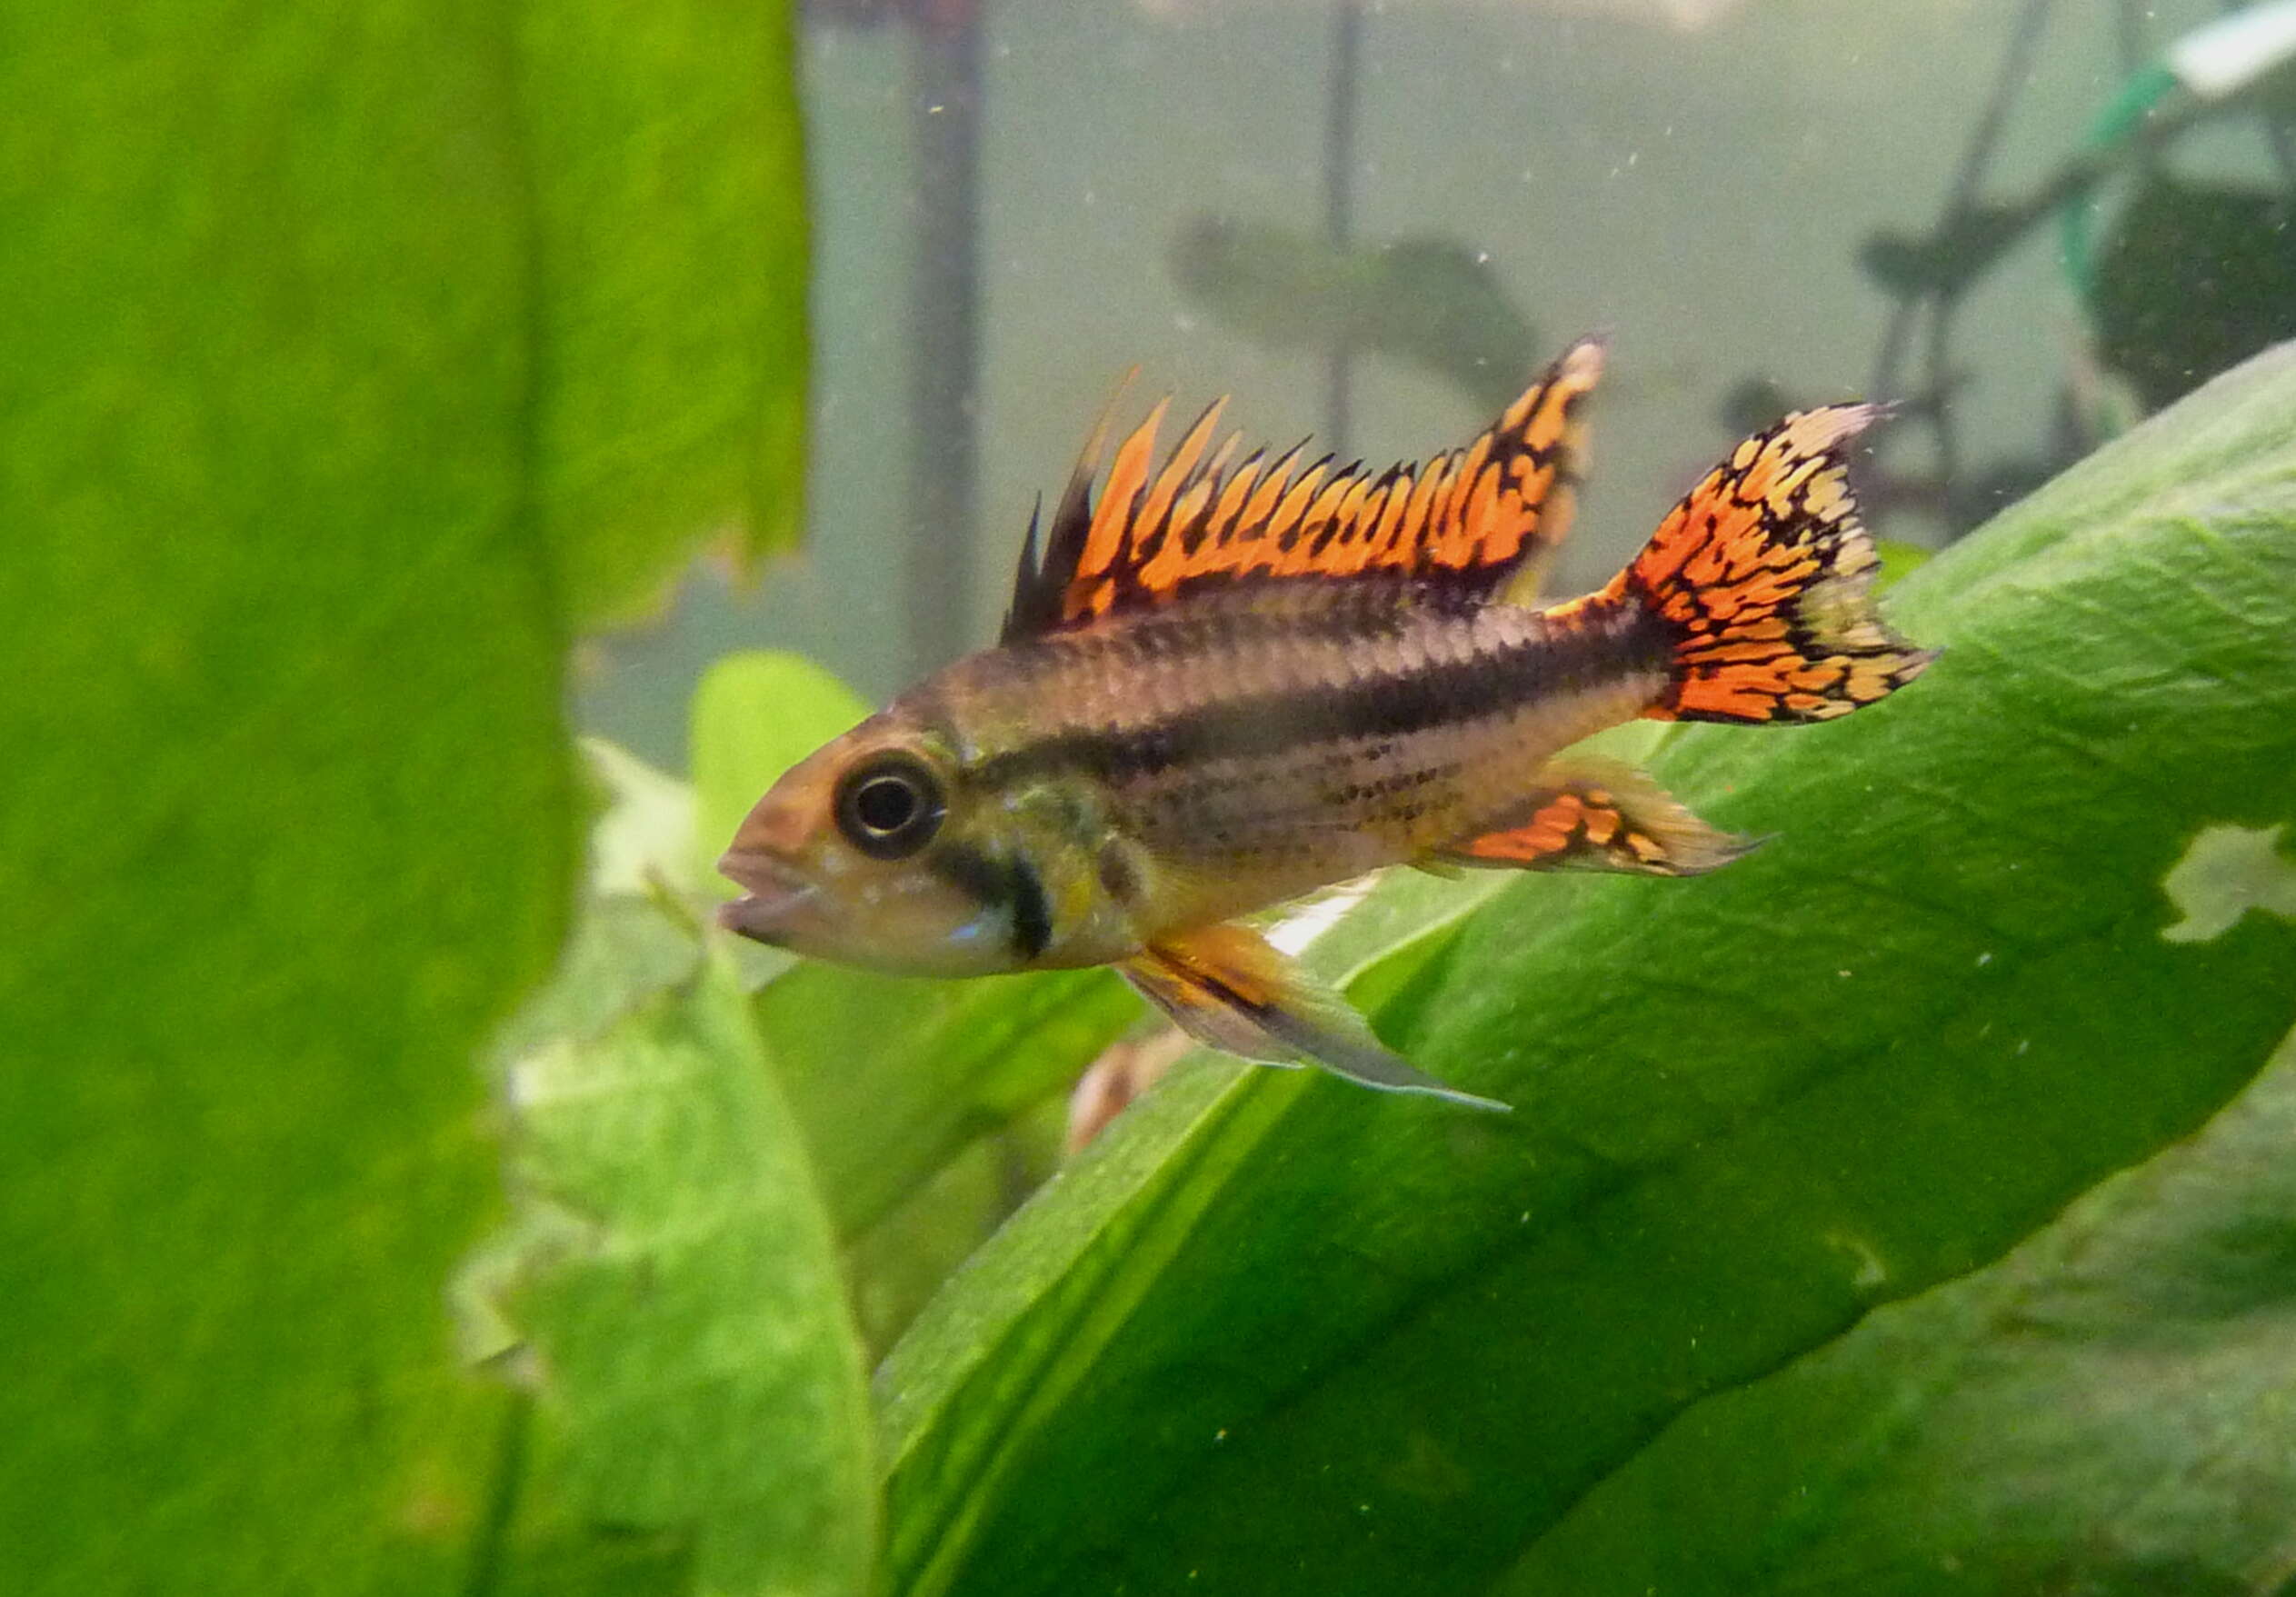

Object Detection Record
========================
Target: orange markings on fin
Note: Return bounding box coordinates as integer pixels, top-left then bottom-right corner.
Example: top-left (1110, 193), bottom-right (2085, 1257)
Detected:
top-left (1003, 339), bottom-right (1605, 638)
top-left (1592, 404), bottom-right (1936, 725)
top-left (1079, 395), bottom-right (1169, 584)
top-left (1439, 759), bottom-right (1758, 878)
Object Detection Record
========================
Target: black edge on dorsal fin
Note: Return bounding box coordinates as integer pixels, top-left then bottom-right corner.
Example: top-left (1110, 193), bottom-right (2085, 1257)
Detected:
top-left (1001, 368), bottom-right (1134, 644)
top-left (998, 495), bottom-right (1047, 644)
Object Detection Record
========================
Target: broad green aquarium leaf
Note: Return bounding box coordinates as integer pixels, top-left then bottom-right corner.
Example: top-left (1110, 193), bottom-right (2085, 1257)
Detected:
top-left (462, 952), bottom-right (876, 1597)
top-left (0, 3), bottom-right (809, 1591)
top-left (873, 344), bottom-right (2296, 1596)
top-left (518, 2), bottom-right (811, 617)
top-left (752, 963), bottom-right (1140, 1240)
top-left (1508, 1023), bottom-right (2296, 1595)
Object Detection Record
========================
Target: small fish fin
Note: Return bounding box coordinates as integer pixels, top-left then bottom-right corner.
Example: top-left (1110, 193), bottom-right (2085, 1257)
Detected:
top-left (1477, 337), bottom-right (1604, 604)
top-left (1117, 923), bottom-right (1510, 1112)
top-left (1002, 367), bottom-right (1140, 642)
top-left (1436, 757), bottom-right (1760, 877)
top-left (1570, 404), bottom-right (1936, 724)
top-left (1012, 340), bottom-right (1603, 634)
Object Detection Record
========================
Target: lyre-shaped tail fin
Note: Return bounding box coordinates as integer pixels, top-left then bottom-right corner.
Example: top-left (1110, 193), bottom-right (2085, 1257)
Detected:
top-left (1587, 404), bottom-right (1935, 724)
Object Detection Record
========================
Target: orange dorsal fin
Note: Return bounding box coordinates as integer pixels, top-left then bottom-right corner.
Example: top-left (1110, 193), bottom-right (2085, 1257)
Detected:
top-left (1001, 339), bottom-right (1605, 640)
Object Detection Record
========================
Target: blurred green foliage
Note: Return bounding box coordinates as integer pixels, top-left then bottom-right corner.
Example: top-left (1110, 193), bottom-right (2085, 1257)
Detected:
top-left (2, 2), bottom-right (805, 1591)
top-left (1169, 216), bottom-right (1541, 414)
top-left (2092, 174), bottom-right (2296, 413)
top-left (466, 946), bottom-right (875, 1597)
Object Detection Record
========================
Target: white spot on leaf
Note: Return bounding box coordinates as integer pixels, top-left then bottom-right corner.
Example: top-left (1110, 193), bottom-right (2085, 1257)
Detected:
top-left (2161, 823), bottom-right (2296, 943)
top-left (1824, 1230), bottom-right (1891, 1292)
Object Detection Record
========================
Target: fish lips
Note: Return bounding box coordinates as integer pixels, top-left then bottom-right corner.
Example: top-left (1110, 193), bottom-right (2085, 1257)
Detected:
top-left (714, 848), bottom-right (818, 944)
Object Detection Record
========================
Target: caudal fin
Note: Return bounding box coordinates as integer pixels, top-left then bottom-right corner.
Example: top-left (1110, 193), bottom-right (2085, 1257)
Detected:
top-left (1600, 404), bottom-right (1934, 724)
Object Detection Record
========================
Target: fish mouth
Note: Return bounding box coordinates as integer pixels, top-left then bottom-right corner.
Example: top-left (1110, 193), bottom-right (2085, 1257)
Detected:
top-left (714, 848), bottom-right (818, 943)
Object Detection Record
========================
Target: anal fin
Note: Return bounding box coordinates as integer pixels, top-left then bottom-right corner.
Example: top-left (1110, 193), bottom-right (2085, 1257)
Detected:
top-left (1117, 923), bottom-right (1509, 1113)
top-left (1438, 757), bottom-right (1759, 877)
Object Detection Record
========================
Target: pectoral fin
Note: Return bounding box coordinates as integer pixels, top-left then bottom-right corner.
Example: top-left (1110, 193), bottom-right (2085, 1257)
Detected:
top-left (1438, 757), bottom-right (1760, 877)
top-left (1117, 923), bottom-right (1510, 1113)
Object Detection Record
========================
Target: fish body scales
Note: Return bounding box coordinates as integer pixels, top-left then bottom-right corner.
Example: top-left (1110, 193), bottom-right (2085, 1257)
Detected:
top-left (927, 587), bottom-right (1664, 930)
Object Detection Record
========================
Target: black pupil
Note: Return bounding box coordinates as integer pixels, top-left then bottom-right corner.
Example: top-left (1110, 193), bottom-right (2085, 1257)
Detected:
top-left (854, 775), bottom-right (917, 834)
top-left (837, 755), bottom-right (943, 859)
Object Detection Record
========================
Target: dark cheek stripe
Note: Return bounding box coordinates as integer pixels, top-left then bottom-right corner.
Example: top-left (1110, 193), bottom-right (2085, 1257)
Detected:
top-left (1007, 855), bottom-right (1053, 962)
top-left (933, 842), bottom-right (1053, 963)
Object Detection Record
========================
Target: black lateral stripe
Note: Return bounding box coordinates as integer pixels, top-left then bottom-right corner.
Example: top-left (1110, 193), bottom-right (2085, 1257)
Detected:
top-left (1006, 855), bottom-right (1053, 962)
top-left (931, 842), bottom-right (1053, 962)
top-left (981, 602), bottom-right (1669, 788)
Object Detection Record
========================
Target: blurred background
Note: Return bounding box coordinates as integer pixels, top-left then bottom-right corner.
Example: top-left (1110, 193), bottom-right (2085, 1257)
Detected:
top-left (581, 0), bottom-right (2296, 765)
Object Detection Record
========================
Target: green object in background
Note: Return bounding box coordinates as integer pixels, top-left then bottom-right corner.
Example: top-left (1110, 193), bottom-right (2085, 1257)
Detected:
top-left (2091, 175), bottom-right (2296, 413)
top-left (690, 650), bottom-right (873, 898)
top-left (753, 962), bottom-right (1139, 1242)
top-left (1169, 215), bottom-right (1542, 414)
top-left (464, 951), bottom-right (876, 1597)
top-left (1869, 536), bottom-right (1932, 591)
top-left (873, 344), bottom-right (2296, 1596)
top-left (0, 2), bottom-right (808, 1592)
top-left (1509, 1023), bottom-right (2296, 1594)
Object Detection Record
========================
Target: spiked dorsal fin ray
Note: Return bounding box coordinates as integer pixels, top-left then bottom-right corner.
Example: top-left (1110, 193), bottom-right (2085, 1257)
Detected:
top-left (1002, 368), bottom-right (1135, 644)
top-left (1000, 338), bottom-right (1606, 641)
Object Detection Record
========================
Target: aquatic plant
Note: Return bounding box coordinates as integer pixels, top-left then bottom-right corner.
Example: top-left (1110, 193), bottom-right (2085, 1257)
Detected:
top-left (12, 5), bottom-right (2296, 1594)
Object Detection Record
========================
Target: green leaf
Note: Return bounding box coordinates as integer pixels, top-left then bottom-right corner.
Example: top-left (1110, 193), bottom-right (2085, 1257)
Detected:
top-left (873, 345), bottom-right (2296, 1596)
top-left (0, 4), bottom-right (806, 1591)
top-left (459, 742), bottom-right (882, 1590)
top-left (757, 962), bottom-right (1143, 1242)
top-left (464, 951), bottom-right (877, 1597)
top-left (691, 650), bottom-right (873, 898)
top-left (519, 2), bottom-right (811, 618)
top-left (1870, 535), bottom-right (1933, 591)
top-left (1509, 1023), bottom-right (2296, 1595)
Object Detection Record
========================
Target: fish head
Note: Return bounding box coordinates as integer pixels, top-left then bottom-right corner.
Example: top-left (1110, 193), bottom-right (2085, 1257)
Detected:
top-left (714, 712), bottom-right (1046, 976)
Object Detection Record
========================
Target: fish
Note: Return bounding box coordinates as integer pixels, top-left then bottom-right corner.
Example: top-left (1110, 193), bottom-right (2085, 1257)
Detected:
top-left (716, 338), bottom-right (1932, 1113)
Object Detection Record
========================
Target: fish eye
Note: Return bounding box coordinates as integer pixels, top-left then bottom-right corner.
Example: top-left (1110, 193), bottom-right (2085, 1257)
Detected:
top-left (834, 753), bottom-right (946, 860)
